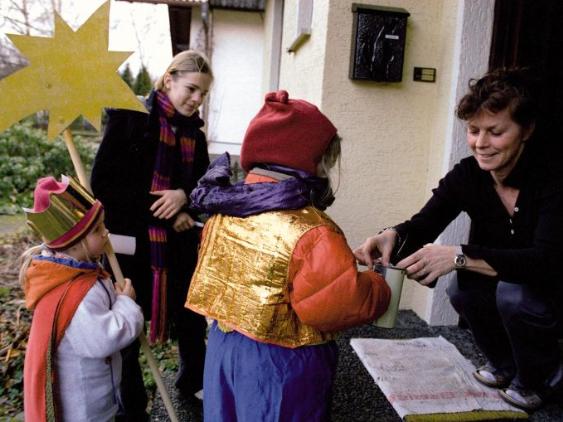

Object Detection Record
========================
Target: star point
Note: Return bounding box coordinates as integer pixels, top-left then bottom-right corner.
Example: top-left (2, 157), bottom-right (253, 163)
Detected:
top-left (0, 0), bottom-right (147, 140)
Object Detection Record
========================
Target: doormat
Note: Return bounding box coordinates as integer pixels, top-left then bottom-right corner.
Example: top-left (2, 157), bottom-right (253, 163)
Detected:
top-left (350, 336), bottom-right (528, 421)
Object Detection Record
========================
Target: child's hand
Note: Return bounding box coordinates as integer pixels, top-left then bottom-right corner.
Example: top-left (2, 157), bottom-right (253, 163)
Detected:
top-left (116, 277), bottom-right (136, 300)
top-left (173, 211), bottom-right (195, 232)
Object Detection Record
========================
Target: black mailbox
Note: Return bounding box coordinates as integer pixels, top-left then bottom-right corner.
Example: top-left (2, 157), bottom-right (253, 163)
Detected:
top-left (349, 4), bottom-right (410, 82)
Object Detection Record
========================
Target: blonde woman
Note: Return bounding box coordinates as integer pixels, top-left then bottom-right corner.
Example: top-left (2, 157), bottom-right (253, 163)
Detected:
top-left (91, 50), bottom-right (213, 419)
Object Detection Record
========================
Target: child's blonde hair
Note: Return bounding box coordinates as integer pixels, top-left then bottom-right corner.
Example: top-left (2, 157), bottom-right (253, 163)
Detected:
top-left (18, 240), bottom-right (97, 289)
top-left (313, 133), bottom-right (342, 207)
top-left (154, 50), bottom-right (213, 91)
top-left (319, 133), bottom-right (342, 190)
top-left (318, 134), bottom-right (342, 177)
top-left (18, 245), bottom-right (44, 289)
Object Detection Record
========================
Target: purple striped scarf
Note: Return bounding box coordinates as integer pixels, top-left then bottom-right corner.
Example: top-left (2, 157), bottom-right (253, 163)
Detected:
top-left (148, 91), bottom-right (196, 343)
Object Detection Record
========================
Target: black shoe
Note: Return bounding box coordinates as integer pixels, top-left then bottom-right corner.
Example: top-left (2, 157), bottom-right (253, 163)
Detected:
top-left (115, 411), bottom-right (150, 422)
top-left (178, 391), bottom-right (203, 421)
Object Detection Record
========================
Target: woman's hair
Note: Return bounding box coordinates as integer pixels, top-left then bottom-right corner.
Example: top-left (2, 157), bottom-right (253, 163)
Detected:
top-left (154, 50), bottom-right (213, 91)
top-left (456, 67), bottom-right (538, 128)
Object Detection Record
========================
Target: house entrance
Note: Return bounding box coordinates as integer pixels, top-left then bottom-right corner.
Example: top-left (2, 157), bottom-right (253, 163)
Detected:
top-left (490, 0), bottom-right (563, 154)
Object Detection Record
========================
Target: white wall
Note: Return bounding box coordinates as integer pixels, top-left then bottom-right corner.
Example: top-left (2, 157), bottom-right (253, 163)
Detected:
top-left (191, 8), bottom-right (265, 156)
top-left (427, 0), bottom-right (495, 324)
top-left (278, 0), bottom-right (330, 105)
top-left (261, 0), bottom-right (283, 93)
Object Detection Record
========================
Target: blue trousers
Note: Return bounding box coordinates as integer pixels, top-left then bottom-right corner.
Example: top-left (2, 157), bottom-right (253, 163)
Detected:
top-left (203, 322), bottom-right (338, 422)
top-left (448, 279), bottom-right (563, 391)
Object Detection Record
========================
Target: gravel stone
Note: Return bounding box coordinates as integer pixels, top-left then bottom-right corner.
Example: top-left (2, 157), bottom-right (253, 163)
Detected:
top-left (150, 311), bottom-right (563, 421)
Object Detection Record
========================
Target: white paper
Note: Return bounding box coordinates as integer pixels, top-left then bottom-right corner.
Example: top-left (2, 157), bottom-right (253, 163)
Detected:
top-left (350, 337), bottom-right (526, 419)
top-left (108, 233), bottom-right (136, 256)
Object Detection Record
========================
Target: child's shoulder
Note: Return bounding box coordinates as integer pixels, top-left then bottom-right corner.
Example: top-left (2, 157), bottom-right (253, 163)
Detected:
top-left (281, 206), bottom-right (342, 234)
top-left (76, 277), bottom-right (115, 310)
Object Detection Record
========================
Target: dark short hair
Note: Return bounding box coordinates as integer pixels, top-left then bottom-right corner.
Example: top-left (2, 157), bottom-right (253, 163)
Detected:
top-left (456, 68), bottom-right (538, 128)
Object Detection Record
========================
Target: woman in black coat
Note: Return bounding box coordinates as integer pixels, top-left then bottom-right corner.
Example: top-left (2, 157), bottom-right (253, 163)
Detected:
top-left (91, 50), bottom-right (212, 421)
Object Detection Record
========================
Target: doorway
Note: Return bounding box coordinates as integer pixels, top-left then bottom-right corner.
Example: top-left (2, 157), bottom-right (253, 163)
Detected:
top-left (490, 0), bottom-right (563, 154)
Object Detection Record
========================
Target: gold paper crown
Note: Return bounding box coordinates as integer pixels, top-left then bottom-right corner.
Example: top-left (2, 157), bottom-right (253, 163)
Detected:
top-left (24, 175), bottom-right (103, 250)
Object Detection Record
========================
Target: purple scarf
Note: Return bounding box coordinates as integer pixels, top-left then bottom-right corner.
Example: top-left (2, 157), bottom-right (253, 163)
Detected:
top-left (189, 153), bottom-right (334, 217)
top-left (148, 91), bottom-right (197, 343)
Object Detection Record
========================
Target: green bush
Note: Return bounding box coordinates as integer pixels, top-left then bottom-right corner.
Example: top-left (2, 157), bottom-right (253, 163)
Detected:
top-left (121, 63), bottom-right (135, 89)
top-left (134, 65), bottom-right (153, 96)
top-left (139, 338), bottom-right (179, 397)
top-left (0, 121), bottom-right (96, 214)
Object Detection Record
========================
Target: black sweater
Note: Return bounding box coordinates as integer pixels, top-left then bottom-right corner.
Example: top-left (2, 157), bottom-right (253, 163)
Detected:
top-left (394, 147), bottom-right (563, 286)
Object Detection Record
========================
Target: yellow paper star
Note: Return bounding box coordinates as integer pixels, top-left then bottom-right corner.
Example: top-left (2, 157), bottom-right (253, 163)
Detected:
top-left (0, 1), bottom-right (146, 139)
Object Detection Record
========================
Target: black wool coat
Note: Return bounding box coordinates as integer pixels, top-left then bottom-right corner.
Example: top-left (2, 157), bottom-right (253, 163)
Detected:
top-left (91, 91), bottom-right (210, 318)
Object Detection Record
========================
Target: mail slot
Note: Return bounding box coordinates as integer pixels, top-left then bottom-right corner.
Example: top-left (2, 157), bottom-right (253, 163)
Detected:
top-left (349, 4), bottom-right (410, 82)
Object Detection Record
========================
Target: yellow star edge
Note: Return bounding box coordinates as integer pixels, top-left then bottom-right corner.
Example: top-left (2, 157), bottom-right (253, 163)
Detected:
top-left (0, 1), bottom-right (147, 140)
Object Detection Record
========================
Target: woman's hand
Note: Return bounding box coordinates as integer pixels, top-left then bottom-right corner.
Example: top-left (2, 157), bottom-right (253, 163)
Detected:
top-left (396, 244), bottom-right (456, 286)
top-left (115, 277), bottom-right (137, 300)
top-left (353, 229), bottom-right (397, 268)
top-left (172, 212), bottom-right (195, 232)
top-left (150, 189), bottom-right (187, 219)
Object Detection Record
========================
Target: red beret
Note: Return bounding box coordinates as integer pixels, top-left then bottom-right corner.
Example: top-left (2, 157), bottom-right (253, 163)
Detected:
top-left (240, 90), bottom-right (337, 175)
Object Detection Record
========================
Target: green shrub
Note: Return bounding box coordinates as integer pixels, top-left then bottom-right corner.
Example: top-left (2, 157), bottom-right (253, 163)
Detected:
top-left (0, 121), bottom-right (96, 214)
top-left (121, 63), bottom-right (135, 89)
top-left (134, 65), bottom-right (153, 96)
top-left (139, 338), bottom-right (179, 396)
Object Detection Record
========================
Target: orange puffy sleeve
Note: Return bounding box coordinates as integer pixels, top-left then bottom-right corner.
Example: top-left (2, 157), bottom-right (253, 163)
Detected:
top-left (289, 225), bottom-right (391, 332)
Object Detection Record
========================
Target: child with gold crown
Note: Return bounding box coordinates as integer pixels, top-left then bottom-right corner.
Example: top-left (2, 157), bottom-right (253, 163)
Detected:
top-left (20, 175), bottom-right (144, 421)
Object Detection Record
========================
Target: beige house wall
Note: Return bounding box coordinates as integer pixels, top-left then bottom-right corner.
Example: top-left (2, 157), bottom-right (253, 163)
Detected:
top-left (321, 0), bottom-right (462, 318)
top-left (271, 0), bottom-right (466, 321)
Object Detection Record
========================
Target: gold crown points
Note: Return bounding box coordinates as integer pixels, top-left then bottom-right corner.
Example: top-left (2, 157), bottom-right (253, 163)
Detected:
top-left (24, 175), bottom-right (98, 246)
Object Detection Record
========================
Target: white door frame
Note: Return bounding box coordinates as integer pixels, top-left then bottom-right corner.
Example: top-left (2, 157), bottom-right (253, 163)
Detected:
top-left (428, 0), bottom-right (495, 325)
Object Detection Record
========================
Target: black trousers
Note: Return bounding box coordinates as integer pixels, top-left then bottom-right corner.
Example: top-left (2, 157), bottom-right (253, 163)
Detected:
top-left (447, 278), bottom-right (563, 391)
top-left (117, 312), bottom-right (207, 421)
top-left (167, 228), bottom-right (207, 396)
top-left (117, 339), bottom-right (149, 421)
top-left (115, 227), bottom-right (207, 420)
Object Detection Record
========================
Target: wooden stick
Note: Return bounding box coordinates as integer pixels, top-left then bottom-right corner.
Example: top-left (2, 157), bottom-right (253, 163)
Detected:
top-left (62, 128), bottom-right (179, 422)
top-left (63, 130), bottom-right (91, 191)
top-left (106, 243), bottom-right (179, 422)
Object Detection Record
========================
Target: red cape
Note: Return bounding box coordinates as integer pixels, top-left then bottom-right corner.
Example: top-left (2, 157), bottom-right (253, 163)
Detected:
top-left (23, 259), bottom-right (106, 421)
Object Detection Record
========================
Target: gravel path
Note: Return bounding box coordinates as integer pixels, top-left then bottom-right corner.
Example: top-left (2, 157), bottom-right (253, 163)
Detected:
top-left (150, 311), bottom-right (563, 421)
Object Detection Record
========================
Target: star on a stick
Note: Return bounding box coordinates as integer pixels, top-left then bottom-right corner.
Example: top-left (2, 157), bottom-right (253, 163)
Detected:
top-left (0, 1), bottom-right (146, 139)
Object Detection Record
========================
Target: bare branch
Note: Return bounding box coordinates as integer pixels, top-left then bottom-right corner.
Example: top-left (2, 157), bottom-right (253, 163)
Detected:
top-left (2, 0), bottom-right (54, 36)
top-left (0, 36), bottom-right (28, 79)
top-left (129, 9), bottom-right (147, 66)
top-left (2, 15), bottom-right (47, 34)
